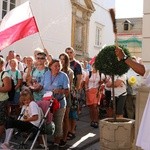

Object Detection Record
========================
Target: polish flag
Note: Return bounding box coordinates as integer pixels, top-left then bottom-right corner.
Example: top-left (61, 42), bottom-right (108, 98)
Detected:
top-left (89, 56), bottom-right (96, 65)
top-left (0, 1), bottom-right (39, 51)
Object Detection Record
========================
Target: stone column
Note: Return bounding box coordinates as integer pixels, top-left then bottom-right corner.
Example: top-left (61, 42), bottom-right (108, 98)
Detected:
top-left (135, 0), bottom-right (150, 148)
top-left (135, 86), bottom-right (150, 150)
top-left (142, 0), bottom-right (150, 67)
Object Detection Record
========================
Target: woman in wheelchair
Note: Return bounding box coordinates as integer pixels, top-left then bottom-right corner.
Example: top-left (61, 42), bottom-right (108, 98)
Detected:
top-left (0, 88), bottom-right (42, 149)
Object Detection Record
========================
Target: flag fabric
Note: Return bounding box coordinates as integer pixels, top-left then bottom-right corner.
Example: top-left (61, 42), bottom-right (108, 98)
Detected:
top-left (0, 1), bottom-right (39, 51)
top-left (89, 56), bottom-right (96, 65)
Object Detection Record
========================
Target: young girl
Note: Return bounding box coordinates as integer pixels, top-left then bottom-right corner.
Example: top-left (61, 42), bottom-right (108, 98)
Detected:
top-left (85, 64), bottom-right (105, 128)
top-left (0, 89), bottom-right (42, 149)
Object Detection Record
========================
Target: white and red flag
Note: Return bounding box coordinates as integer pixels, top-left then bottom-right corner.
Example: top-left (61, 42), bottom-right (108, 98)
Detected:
top-left (0, 1), bottom-right (39, 51)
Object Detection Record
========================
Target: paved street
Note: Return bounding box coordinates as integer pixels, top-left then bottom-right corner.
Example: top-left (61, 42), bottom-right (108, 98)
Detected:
top-left (48, 106), bottom-right (100, 150)
top-left (0, 106), bottom-right (100, 150)
top-left (66, 106), bottom-right (100, 150)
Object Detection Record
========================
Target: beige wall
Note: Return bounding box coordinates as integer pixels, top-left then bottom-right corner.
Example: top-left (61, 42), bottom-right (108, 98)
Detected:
top-left (135, 86), bottom-right (150, 150)
top-left (142, 0), bottom-right (150, 67)
top-left (116, 18), bottom-right (142, 58)
top-left (135, 1), bottom-right (150, 149)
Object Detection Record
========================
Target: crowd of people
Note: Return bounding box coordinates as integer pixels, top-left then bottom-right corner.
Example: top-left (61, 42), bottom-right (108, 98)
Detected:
top-left (0, 46), bottom-right (145, 149)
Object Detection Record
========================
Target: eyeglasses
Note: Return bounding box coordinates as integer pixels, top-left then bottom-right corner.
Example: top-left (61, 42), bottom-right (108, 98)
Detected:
top-left (37, 57), bottom-right (45, 60)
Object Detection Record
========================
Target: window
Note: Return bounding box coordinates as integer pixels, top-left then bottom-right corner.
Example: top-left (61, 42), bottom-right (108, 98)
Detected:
top-left (75, 21), bottom-right (83, 51)
top-left (124, 22), bottom-right (129, 31)
top-left (2, 0), bottom-right (16, 18)
top-left (123, 20), bottom-right (133, 31)
top-left (95, 26), bottom-right (102, 47)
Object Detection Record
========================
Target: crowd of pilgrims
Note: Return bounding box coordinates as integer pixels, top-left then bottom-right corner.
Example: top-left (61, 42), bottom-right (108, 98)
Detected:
top-left (0, 47), bottom-right (139, 148)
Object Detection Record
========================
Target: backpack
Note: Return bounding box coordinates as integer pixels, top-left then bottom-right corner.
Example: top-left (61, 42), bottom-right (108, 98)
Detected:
top-left (1, 71), bottom-right (18, 101)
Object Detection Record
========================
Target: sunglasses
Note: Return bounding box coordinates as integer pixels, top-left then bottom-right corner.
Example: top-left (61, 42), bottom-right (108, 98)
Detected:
top-left (37, 57), bottom-right (45, 60)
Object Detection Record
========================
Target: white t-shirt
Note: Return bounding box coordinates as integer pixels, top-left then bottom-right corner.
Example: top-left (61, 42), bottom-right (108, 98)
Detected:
top-left (20, 101), bottom-right (42, 127)
top-left (88, 72), bottom-right (105, 89)
top-left (113, 75), bottom-right (127, 97)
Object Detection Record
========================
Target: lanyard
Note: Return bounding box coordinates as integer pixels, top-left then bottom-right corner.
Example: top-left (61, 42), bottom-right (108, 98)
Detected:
top-left (50, 73), bottom-right (58, 85)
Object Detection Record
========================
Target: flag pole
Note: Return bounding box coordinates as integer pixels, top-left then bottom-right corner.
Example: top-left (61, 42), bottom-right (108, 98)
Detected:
top-left (38, 32), bottom-right (45, 49)
top-left (28, 2), bottom-right (45, 49)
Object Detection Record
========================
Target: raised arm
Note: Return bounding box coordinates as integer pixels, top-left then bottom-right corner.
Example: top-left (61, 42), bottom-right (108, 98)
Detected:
top-left (43, 48), bottom-right (52, 64)
top-left (115, 47), bottom-right (145, 76)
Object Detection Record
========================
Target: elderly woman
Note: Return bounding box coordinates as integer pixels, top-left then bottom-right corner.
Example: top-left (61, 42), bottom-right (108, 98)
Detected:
top-left (0, 57), bottom-right (11, 137)
top-left (41, 59), bottom-right (70, 147)
top-left (85, 64), bottom-right (105, 128)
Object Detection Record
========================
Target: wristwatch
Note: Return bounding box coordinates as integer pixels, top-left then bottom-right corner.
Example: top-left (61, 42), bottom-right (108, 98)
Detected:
top-left (122, 55), bottom-right (129, 61)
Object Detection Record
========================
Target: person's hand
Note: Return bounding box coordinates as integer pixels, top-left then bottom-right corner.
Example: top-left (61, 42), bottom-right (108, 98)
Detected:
top-left (30, 82), bottom-right (42, 92)
top-left (53, 89), bottom-right (64, 94)
top-left (115, 47), bottom-right (126, 61)
top-left (29, 85), bottom-right (35, 90)
top-left (106, 81), bottom-right (112, 88)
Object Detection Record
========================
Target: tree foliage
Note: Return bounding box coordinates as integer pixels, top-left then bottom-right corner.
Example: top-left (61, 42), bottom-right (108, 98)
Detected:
top-left (95, 45), bottom-right (131, 76)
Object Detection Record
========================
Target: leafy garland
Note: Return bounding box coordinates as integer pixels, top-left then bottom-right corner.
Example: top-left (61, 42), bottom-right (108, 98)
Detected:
top-left (95, 45), bottom-right (131, 76)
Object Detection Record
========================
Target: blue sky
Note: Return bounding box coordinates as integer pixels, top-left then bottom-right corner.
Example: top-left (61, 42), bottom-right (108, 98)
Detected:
top-left (115, 0), bottom-right (143, 18)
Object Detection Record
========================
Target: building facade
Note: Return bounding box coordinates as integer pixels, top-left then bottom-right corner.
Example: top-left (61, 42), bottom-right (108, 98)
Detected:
top-left (116, 18), bottom-right (142, 58)
top-left (142, 0), bottom-right (150, 68)
top-left (0, 0), bottom-right (115, 60)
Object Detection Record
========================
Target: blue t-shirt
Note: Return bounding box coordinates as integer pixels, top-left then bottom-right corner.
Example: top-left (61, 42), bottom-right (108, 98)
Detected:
top-left (41, 70), bottom-right (70, 108)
